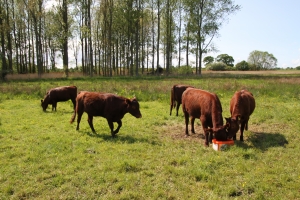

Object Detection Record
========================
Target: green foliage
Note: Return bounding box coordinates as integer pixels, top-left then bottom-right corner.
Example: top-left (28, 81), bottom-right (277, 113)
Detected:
top-left (203, 56), bottom-right (214, 66)
top-left (177, 65), bottom-right (194, 75)
top-left (216, 54), bottom-right (235, 67)
top-left (235, 60), bottom-right (250, 71)
top-left (1, 74), bottom-right (300, 199)
top-left (296, 66), bottom-right (300, 70)
top-left (206, 62), bottom-right (227, 71)
top-left (248, 50), bottom-right (277, 69)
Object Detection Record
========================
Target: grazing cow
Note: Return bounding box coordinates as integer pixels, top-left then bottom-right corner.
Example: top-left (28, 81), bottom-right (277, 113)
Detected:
top-left (41, 86), bottom-right (77, 111)
top-left (225, 89), bottom-right (255, 141)
top-left (70, 92), bottom-right (142, 136)
top-left (170, 84), bottom-right (194, 116)
top-left (182, 88), bottom-right (229, 146)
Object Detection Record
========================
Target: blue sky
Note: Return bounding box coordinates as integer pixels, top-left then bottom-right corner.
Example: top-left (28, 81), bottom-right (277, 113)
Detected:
top-left (209, 0), bottom-right (300, 68)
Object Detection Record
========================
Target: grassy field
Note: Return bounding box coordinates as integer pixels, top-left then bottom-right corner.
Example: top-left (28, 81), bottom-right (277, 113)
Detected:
top-left (0, 73), bottom-right (300, 199)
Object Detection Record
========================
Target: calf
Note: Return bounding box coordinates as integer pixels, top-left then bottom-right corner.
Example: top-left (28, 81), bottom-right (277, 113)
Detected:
top-left (70, 92), bottom-right (142, 136)
top-left (41, 86), bottom-right (77, 111)
top-left (226, 89), bottom-right (255, 141)
top-left (182, 88), bottom-right (229, 146)
top-left (170, 84), bottom-right (194, 116)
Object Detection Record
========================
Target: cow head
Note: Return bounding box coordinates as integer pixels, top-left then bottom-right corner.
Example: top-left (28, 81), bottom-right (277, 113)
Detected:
top-left (126, 97), bottom-right (142, 118)
top-left (41, 95), bottom-right (50, 111)
top-left (225, 117), bottom-right (240, 139)
top-left (210, 126), bottom-right (229, 141)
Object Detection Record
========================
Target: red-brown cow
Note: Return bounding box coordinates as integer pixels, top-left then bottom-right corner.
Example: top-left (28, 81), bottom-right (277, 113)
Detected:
top-left (182, 88), bottom-right (229, 146)
top-left (170, 84), bottom-right (194, 116)
top-left (225, 89), bottom-right (255, 141)
top-left (70, 92), bottom-right (142, 136)
top-left (41, 86), bottom-right (77, 111)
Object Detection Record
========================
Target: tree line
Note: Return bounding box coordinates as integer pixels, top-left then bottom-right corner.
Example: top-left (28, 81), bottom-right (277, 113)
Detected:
top-left (203, 50), bottom-right (278, 71)
top-left (0, 0), bottom-right (240, 78)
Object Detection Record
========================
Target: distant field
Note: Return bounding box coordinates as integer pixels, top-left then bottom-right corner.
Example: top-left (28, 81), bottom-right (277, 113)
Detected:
top-left (5, 69), bottom-right (300, 80)
top-left (0, 73), bottom-right (300, 199)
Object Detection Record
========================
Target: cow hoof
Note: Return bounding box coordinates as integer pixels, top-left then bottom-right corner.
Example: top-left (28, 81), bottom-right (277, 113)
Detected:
top-left (185, 134), bottom-right (189, 138)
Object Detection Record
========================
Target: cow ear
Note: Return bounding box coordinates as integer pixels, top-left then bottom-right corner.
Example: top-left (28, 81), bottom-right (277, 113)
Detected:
top-left (41, 100), bottom-right (43, 103)
top-left (132, 97), bottom-right (137, 102)
top-left (125, 99), bottom-right (131, 105)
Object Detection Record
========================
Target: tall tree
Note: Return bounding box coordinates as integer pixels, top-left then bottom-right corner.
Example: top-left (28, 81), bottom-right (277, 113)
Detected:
top-left (0, 1), bottom-right (8, 75)
top-left (62, 0), bottom-right (69, 77)
top-left (216, 53), bottom-right (234, 67)
top-left (184, 0), bottom-right (240, 75)
top-left (156, 0), bottom-right (161, 73)
top-left (248, 50), bottom-right (277, 70)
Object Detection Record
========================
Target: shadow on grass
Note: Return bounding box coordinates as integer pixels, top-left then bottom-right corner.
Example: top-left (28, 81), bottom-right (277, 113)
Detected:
top-left (235, 132), bottom-right (288, 151)
top-left (84, 131), bottom-right (160, 145)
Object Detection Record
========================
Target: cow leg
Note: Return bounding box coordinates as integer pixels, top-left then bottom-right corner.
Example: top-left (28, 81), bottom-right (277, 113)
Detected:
top-left (87, 115), bottom-right (96, 133)
top-left (240, 121), bottom-right (246, 141)
top-left (184, 111), bottom-right (189, 137)
top-left (170, 103), bottom-right (173, 116)
top-left (76, 110), bottom-right (83, 131)
top-left (200, 116), bottom-right (209, 146)
top-left (191, 117), bottom-right (195, 134)
top-left (113, 120), bottom-right (122, 136)
top-left (107, 120), bottom-right (116, 137)
top-left (203, 128), bottom-right (209, 147)
top-left (233, 134), bottom-right (237, 140)
top-left (176, 103), bottom-right (180, 116)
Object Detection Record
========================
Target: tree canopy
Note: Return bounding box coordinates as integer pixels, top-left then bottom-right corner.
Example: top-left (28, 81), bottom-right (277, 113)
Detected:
top-left (0, 0), bottom-right (240, 77)
top-left (247, 50), bottom-right (277, 70)
top-left (216, 54), bottom-right (234, 67)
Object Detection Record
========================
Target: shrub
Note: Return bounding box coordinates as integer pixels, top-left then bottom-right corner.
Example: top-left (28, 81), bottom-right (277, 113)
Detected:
top-left (235, 61), bottom-right (250, 71)
top-left (296, 66), bottom-right (300, 70)
top-left (206, 62), bottom-right (226, 71)
top-left (177, 65), bottom-right (193, 75)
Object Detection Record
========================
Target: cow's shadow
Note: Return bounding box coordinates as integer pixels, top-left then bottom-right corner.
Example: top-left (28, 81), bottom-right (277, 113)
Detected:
top-left (85, 131), bottom-right (160, 145)
top-left (235, 131), bottom-right (288, 151)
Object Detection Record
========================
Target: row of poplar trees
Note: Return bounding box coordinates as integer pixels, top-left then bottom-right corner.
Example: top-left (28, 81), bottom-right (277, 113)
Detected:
top-left (0, 0), bottom-right (240, 77)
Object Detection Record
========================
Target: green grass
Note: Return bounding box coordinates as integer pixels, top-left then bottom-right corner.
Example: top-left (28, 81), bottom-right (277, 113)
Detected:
top-left (0, 74), bottom-right (300, 199)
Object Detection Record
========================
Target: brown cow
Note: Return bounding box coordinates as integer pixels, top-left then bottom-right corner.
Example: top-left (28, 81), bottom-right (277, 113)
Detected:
top-left (182, 88), bottom-right (229, 146)
top-left (170, 84), bottom-right (194, 116)
top-left (41, 86), bottom-right (77, 111)
top-left (225, 89), bottom-right (255, 141)
top-left (70, 92), bottom-right (142, 136)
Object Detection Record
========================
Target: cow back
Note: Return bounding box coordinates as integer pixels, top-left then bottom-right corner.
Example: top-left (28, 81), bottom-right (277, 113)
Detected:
top-left (230, 89), bottom-right (255, 118)
top-left (182, 88), bottom-right (224, 127)
top-left (77, 92), bottom-right (141, 121)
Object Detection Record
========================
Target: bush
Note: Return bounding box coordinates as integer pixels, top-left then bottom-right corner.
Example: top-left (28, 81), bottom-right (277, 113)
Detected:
top-left (206, 62), bottom-right (226, 71)
top-left (296, 66), bottom-right (300, 70)
top-left (177, 65), bottom-right (193, 75)
top-left (235, 61), bottom-right (250, 71)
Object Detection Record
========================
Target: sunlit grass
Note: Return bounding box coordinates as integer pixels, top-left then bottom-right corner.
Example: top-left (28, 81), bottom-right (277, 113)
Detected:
top-left (0, 74), bottom-right (300, 199)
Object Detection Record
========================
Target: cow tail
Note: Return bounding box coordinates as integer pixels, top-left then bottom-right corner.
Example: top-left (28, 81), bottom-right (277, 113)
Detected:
top-left (70, 108), bottom-right (77, 124)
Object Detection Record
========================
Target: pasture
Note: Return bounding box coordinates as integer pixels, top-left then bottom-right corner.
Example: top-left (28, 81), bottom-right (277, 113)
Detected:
top-left (0, 73), bottom-right (300, 199)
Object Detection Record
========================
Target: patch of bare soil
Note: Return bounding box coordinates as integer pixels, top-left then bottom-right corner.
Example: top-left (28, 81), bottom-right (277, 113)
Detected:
top-left (161, 122), bottom-right (206, 144)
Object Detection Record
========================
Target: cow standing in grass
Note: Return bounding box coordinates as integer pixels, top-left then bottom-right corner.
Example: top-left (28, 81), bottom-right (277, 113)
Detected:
top-left (41, 86), bottom-right (77, 111)
top-left (170, 84), bottom-right (194, 116)
top-left (226, 89), bottom-right (255, 141)
top-left (70, 91), bottom-right (142, 137)
top-left (182, 88), bottom-right (230, 147)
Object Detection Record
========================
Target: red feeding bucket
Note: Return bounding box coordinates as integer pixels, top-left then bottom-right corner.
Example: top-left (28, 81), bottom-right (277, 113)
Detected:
top-left (212, 139), bottom-right (234, 151)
